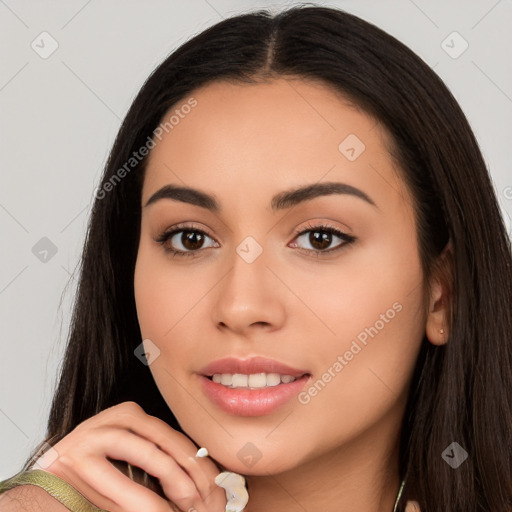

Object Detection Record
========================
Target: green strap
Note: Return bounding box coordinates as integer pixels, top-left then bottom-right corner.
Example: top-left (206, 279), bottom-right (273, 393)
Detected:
top-left (0, 469), bottom-right (108, 512)
top-left (393, 479), bottom-right (406, 512)
top-left (0, 469), bottom-right (406, 512)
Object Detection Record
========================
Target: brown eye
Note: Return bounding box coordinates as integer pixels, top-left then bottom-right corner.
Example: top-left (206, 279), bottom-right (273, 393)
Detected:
top-left (290, 224), bottom-right (356, 255)
top-left (180, 231), bottom-right (205, 250)
top-left (308, 231), bottom-right (333, 251)
top-left (156, 226), bottom-right (219, 258)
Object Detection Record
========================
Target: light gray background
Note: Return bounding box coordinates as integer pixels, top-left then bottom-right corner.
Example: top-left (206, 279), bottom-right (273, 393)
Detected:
top-left (1, 0), bottom-right (511, 478)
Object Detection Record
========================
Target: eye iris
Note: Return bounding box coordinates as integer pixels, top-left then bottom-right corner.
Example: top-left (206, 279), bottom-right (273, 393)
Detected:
top-left (310, 230), bottom-right (332, 250)
top-left (182, 231), bottom-right (204, 250)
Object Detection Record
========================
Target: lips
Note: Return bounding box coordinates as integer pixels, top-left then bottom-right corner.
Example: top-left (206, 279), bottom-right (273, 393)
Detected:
top-left (199, 374), bottom-right (312, 416)
top-left (197, 356), bottom-right (312, 416)
top-left (198, 356), bottom-right (310, 378)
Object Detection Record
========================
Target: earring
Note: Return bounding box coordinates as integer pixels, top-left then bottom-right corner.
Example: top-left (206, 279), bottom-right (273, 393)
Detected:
top-left (439, 329), bottom-right (444, 334)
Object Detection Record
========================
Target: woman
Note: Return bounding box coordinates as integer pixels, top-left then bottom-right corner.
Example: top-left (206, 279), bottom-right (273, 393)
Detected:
top-left (1, 5), bottom-right (511, 512)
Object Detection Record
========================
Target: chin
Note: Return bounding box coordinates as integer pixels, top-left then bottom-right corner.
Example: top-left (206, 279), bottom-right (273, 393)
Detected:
top-left (202, 441), bottom-right (304, 476)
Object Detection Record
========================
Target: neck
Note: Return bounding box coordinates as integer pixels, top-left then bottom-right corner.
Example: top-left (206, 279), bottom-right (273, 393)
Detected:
top-left (243, 416), bottom-right (402, 512)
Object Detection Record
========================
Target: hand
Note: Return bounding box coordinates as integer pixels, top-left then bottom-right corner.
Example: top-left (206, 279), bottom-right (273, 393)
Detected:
top-left (34, 401), bottom-right (227, 512)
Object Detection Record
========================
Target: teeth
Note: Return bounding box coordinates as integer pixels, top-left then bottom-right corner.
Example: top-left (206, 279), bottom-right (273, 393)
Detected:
top-left (210, 373), bottom-right (298, 388)
top-left (232, 374), bottom-right (248, 387)
top-left (220, 374), bottom-right (232, 386)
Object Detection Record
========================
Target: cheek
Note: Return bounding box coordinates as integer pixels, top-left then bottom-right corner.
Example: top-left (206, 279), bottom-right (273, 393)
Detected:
top-left (133, 240), bottom-right (185, 341)
top-left (134, 239), bottom-right (203, 339)
top-left (133, 244), bottom-right (200, 408)
top-left (279, 235), bottom-right (424, 354)
top-left (290, 299), bottom-right (424, 454)
top-left (286, 226), bottom-right (425, 402)
top-left (134, 244), bottom-right (163, 339)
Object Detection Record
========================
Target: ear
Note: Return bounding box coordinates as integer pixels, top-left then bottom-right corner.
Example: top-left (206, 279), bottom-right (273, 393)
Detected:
top-left (425, 239), bottom-right (453, 346)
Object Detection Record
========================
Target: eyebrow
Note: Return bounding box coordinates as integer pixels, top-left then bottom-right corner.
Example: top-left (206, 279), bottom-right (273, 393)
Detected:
top-left (143, 181), bottom-right (377, 211)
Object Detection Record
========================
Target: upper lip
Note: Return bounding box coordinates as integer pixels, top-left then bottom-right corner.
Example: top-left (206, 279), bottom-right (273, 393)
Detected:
top-left (198, 357), bottom-right (310, 378)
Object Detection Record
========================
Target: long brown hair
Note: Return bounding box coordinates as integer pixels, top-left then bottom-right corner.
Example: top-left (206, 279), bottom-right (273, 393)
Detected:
top-left (20, 6), bottom-right (512, 510)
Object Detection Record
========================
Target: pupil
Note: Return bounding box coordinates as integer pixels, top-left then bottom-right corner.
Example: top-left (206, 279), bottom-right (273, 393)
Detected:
top-left (310, 231), bottom-right (331, 250)
top-left (183, 231), bottom-right (203, 250)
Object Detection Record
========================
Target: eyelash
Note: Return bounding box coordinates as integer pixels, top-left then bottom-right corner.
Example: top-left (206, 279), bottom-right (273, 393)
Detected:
top-left (155, 222), bottom-right (356, 259)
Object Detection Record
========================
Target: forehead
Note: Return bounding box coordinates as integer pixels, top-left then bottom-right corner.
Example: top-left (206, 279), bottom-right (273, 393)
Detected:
top-left (141, 78), bottom-right (409, 215)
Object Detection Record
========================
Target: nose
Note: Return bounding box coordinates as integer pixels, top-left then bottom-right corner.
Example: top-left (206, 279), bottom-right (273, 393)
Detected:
top-left (211, 241), bottom-right (286, 336)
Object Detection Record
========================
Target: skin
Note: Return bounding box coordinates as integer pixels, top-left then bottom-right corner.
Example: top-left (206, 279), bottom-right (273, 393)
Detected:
top-left (134, 77), bottom-right (450, 512)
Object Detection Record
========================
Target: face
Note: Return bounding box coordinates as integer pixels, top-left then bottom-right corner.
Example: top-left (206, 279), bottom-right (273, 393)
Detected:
top-left (134, 78), bottom-right (427, 475)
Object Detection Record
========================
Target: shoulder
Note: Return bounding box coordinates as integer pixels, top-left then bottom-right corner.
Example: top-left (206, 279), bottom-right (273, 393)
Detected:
top-left (0, 485), bottom-right (69, 512)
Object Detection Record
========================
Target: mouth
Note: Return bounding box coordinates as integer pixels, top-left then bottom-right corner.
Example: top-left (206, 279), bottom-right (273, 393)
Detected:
top-left (199, 372), bottom-right (312, 416)
top-left (198, 355), bottom-right (310, 379)
top-left (197, 356), bottom-right (312, 416)
top-left (203, 372), bottom-right (310, 388)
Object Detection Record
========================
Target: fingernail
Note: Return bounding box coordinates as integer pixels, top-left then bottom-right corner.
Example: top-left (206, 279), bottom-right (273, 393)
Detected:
top-left (195, 447), bottom-right (209, 458)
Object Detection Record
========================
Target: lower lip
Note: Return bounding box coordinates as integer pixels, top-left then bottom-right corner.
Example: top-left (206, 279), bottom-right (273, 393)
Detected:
top-left (199, 374), bottom-right (311, 416)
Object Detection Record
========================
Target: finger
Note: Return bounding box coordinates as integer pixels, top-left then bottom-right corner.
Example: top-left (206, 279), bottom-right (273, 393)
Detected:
top-left (97, 456), bottom-right (212, 512)
top-left (92, 428), bottom-right (205, 510)
top-left (53, 455), bottom-right (170, 512)
top-left (91, 402), bottom-right (218, 500)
